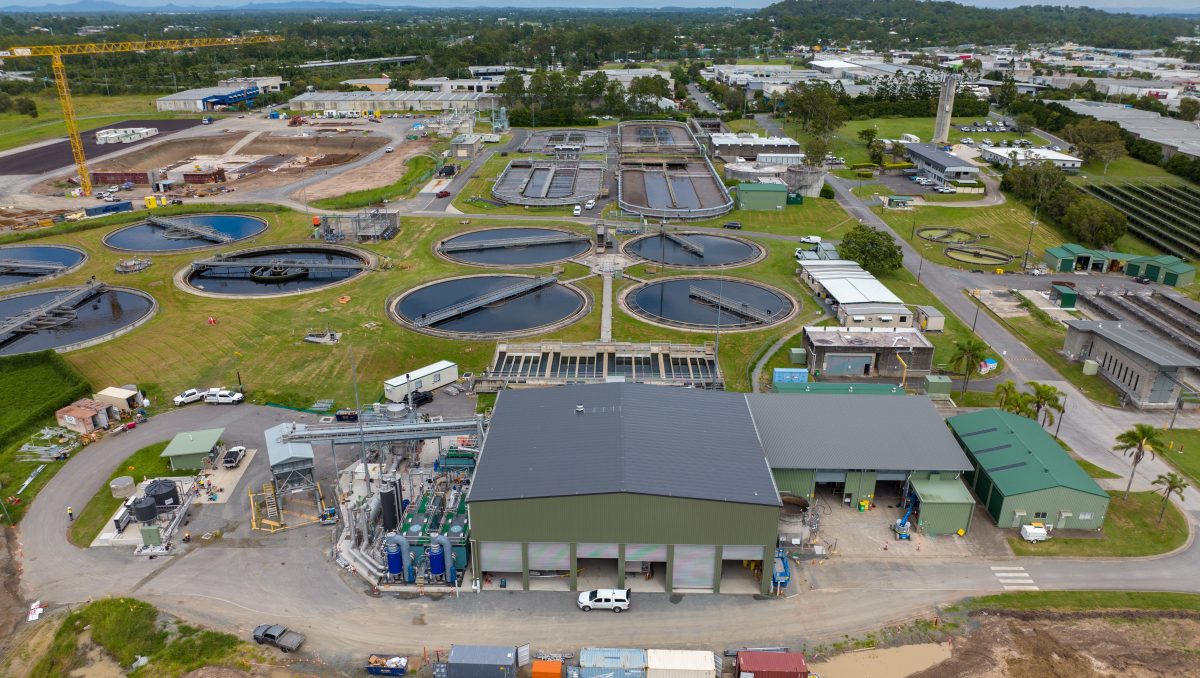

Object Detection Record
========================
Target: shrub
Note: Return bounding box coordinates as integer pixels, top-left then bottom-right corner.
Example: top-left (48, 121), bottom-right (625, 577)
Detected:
top-left (819, 184), bottom-right (835, 199)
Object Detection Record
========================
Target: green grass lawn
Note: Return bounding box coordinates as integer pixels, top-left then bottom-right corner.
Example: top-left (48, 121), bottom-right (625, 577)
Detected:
top-left (1074, 457), bottom-right (1122, 479)
top-left (310, 155), bottom-right (437, 209)
top-left (688, 197), bottom-right (856, 237)
top-left (1069, 156), bottom-right (1183, 183)
top-left (968, 296), bottom-right (1122, 406)
top-left (965, 590), bottom-right (1200, 611)
top-left (69, 441), bottom-right (198, 547)
top-left (726, 118), bottom-right (766, 136)
top-left (779, 116), bottom-right (1047, 167)
top-left (876, 201), bottom-right (1059, 273)
top-left (1159, 428), bottom-right (1200, 489)
top-left (1007, 490), bottom-right (1187, 557)
top-left (0, 92), bottom-right (195, 152)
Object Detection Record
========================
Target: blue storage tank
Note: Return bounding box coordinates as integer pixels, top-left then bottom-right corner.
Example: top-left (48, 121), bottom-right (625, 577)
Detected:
top-left (773, 367), bottom-right (809, 384)
top-left (386, 542), bottom-right (402, 575)
top-left (429, 542), bottom-right (446, 576)
top-left (579, 648), bottom-right (647, 678)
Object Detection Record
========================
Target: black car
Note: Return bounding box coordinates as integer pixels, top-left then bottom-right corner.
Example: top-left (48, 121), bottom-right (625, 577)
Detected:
top-left (403, 390), bottom-right (433, 407)
top-left (722, 221), bottom-right (742, 230)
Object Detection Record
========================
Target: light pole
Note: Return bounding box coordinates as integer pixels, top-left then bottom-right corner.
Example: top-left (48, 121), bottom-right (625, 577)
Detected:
top-left (971, 302), bottom-right (981, 331)
top-left (1021, 219), bottom-right (1038, 270)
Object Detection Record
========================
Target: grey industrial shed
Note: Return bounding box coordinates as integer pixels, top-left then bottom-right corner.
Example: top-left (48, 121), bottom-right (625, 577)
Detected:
top-left (467, 383), bottom-right (781, 594)
top-left (264, 423), bottom-right (316, 493)
top-left (745, 394), bottom-right (973, 509)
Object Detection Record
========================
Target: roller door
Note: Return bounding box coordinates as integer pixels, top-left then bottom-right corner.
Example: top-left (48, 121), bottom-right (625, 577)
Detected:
top-left (626, 544), bottom-right (668, 561)
top-left (815, 471), bottom-right (847, 483)
top-left (722, 545), bottom-right (764, 560)
top-left (480, 542), bottom-right (522, 572)
top-left (877, 471), bottom-right (907, 481)
top-left (824, 354), bottom-right (873, 377)
top-left (528, 542), bottom-right (570, 569)
top-left (673, 544), bottom-right (717, 589)
top-left (578, 543), bottom-right (619, 558)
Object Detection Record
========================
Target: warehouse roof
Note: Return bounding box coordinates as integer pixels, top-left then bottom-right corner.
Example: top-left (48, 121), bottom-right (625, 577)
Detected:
top-left (947, 409), bottom-right (1108, 498)
top-left (1064, 320), bottom-right (1200, 368)
top-left (468, 383), bottom-right (779, 506)
top-left (820, 277), bottom-right (904, 306)
top-left (161, 428), bottom-right (223, 458)
top-left (1131, 254), bottom-right (1195, 274)
top-left (290, 90), bottom-right (493, 103)
top-left (906, 143), bottom-right (978, 172)
top-left (449, 645), bottom-right (516, 666)
top-left (157, 86), bottom-right (249, 101)
top-left (981, 146), bottom-right (1081, 163)
top-left (745, 394), bottom-right (971, 472)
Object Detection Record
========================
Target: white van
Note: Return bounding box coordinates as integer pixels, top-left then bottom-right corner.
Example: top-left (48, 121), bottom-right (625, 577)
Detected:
top-left (572, 204), bottom-right (582, 217)
top-left (577, 588), bottom-right (631, 613)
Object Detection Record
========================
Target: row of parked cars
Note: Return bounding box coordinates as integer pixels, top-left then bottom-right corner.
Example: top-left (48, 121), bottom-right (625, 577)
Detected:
top-left (173, 387), bottom-right (244, 406)
top-left (908, 175), bottom-right (957, 193)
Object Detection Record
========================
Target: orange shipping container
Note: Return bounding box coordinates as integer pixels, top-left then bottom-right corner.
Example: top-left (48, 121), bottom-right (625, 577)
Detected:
top-left (533, 660), bottom-right (563, 678)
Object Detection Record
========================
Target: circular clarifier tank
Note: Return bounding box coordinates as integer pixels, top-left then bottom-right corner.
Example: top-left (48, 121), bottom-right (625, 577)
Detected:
top-left (391, 274), bottom-right (587, 337)
top-left (0, 244), bottom-right (86, 289)
top-left (0, 285), bottom-right (156, 356)
top-left (624, 277), bottom-right (795, 331)
top-left (438, 227), bottom-right (591, 266)
top-left (623, 232), bottom-right (762, 268)
top-left (183, 245), bottom-right (369, 298)
top-left (104, 213), bottom-right (267, 252)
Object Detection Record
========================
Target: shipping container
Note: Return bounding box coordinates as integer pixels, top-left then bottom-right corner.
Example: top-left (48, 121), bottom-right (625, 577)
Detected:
top-left (736, 652), bottom-right (808, 678)
top-left (84, 201), bottom-right (133, 217)
top-left (579, 648), bottom-right (646, 678)
top-left (646, 650), bottom-right (716, 678)
top-left (91, 171), bottom-right (150, 186)
top-left (447, 645), bottom-right (517, 678)
top-left (533, 660), bottom-right (563, 678)
top-left (183, 169), bottom-right (227, 184)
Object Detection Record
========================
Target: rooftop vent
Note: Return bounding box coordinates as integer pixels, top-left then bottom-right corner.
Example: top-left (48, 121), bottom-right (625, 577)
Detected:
top-left (575, 403), bottom-right (584, 414)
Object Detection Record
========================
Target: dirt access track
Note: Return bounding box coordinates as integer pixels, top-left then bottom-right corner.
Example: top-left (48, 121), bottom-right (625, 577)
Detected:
top-left (296, 138), bottom-right (433, 202)
top-left (913, 610), bottom-right (1200, 677)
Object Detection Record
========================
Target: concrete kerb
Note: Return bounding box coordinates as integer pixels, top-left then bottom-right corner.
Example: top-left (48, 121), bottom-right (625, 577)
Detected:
top-left (620, 231), bottom-right (766, 270)
top-left (101, 213), bottom-right (270, 254)
top-left (432, 224), bottom-right (595, 269)
top-left (172, 242), bottom-right (377, 300)
top-left (0, 243), bottom-right (88, 291)
top-left (617, 273), bottom-right (800, 333)
top-left (385, 272), bottom-right (593, 340)
top-left (0, 283), bottom-right (158, 355)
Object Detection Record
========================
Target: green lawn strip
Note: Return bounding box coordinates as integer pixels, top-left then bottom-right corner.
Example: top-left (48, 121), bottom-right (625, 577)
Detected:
top-left (1074, 457), bottom-right (1122, 479)
top-left (310, 155), bottom-right (437, 209)
top-left (956, 390), bottom-right (1002, 407)
top-left (1006, 490), bottom-right (1187, 557)
top-left (965, 294), bottom-right (1122, 406)
top-left (0, 93), bottom-right (194, 152)
top-left (1158, 428), bottom-right (1200, 490)
top-left (1069, 155), bottom-right (1182, 183)
top-left (727, 118), bottom-right (766, 136)
top-left (875, 201), bottom-right (1058, 273)
top-left (69, 441), bottom-right (199, 547)
top-left (965, 590), bottom-right (1200, 612)
top-left (686, 198), bottom-right (855, 236)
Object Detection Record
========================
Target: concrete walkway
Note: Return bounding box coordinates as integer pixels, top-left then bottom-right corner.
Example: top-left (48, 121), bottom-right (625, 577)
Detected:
top-left (600, 273), bottom-right (613, 341)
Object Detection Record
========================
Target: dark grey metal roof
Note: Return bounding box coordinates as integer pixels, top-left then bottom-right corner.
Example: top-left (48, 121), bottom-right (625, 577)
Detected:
top-left (745, 394), bottom-right (971, 472)
top-left (906, 143), bottom-right (977, 173)
top-left (467, 383), bottom-right (780, 506)
top-left (449, 645), bottom-right (517, 666)
top-left (1064, 320), bottom-right (1200, 368)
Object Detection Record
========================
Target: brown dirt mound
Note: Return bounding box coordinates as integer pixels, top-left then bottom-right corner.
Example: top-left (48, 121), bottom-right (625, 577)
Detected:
top-left (93, 133), bottom-right (247, 171)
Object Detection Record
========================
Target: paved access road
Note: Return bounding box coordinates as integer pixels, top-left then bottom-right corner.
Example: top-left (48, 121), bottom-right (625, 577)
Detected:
top-left (688, 84), bottom-right (720, 115)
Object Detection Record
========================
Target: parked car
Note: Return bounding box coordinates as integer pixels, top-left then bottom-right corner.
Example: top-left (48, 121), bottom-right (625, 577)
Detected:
top-left (722, 221), bottom-right (742, 230)
top-left (584, 199), bottom-right (596, 210)
top-left (253, 624), bottom-right (305, 653)
top-left (578, 588), bottom-right (631, 613)
top-left (173, 388), bottom-right (205, 406)
top-left (384, 146), bottom-right (394, 153)
top-left (436, 190), bottom-right (451, 199)
top-left (205, 389), bottom-right (244, 405)
top-left (799, 235), bottom-right (822, 244)
top-left (222, 445), bottom-right (247, 469)
top-left (398, 390), bottom-right (433, 407)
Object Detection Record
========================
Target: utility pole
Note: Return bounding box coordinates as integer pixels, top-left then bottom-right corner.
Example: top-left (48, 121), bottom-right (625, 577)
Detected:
top-left (349, 345), bottom-right (371, 490)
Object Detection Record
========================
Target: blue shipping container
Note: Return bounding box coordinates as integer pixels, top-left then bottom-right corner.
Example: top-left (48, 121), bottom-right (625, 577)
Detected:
top-left (84, 201), bottom-right (134, 217)
top-left (580, 648), bottom-right (646, 678)
top-left (773, 368), bottom-right (809, 384)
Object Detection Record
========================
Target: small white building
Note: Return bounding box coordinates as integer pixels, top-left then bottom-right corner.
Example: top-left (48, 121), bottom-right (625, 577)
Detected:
top-left (980, 146), bottom-right (1082, 172)
top-left (384, 361), bottom-right (459, 401)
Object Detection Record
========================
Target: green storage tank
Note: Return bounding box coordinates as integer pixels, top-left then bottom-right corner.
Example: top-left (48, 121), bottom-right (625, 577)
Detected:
top-left (924, 375), bottom-right (953, 396)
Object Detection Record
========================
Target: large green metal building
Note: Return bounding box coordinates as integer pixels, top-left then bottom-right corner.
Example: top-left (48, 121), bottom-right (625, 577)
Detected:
top-left (947, 409), bottom-right (1110, 531)
top-left (467, 384), bottom-right (781, 594)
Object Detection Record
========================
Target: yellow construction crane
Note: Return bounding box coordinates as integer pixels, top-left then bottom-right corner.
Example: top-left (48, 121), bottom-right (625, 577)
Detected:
top-left (1, 36), bottom-right (283, 195)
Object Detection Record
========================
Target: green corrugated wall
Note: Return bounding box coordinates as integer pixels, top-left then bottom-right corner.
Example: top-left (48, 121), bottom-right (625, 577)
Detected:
top-left (916, 501), bottom-right (973, 535)
top-left (997, 488), bottom-right (1110, 530)
top-left (844, 470), bottom-right (877, 506)
top-left (772, 469), bottom-right (816, 499)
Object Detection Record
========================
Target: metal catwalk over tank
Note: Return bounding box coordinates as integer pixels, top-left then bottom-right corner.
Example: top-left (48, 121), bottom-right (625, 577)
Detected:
top-left (279, 417), bottom-right (485, 445)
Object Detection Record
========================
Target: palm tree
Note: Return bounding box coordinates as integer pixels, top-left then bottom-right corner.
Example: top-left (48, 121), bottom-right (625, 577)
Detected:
top-left (1009, 392), bottom-right (1037, 420)
top-left (994, 380), bottom-right (1019, 411)
top-left (949, 337), bottom-right (990, 397)
top-left (1025, 381), bottom-right (1064, 427)
top-left (1113, 423), bottom-right (1167, 500)
top-left (1152, 472), bottom-right (1188, 524)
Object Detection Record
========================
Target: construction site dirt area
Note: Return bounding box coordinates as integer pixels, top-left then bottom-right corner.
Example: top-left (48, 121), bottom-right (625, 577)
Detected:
top-left (0, 118), bottom-right (202, 176)
top-left (298, 140), bottom-right (431, 202)
top-left (914, 610), bottom-right (1200, 677)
